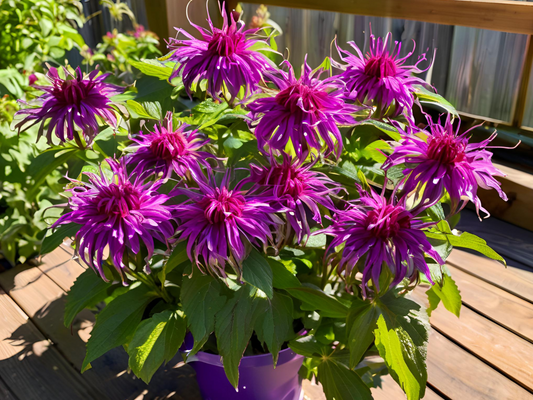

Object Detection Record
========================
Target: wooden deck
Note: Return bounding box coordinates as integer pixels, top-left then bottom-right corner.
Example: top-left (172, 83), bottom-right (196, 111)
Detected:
top-left (1, 209), bottom-right (532, 399)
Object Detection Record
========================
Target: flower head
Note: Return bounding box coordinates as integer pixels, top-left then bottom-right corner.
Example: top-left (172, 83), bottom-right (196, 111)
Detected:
top-left (383, 115), bottom-right (509, 217)
top-left (323, 186), bottom-right (442, 297)
top-left (245, 152), bottom-right (340, 243)
top-left (173, 173), bottom-right (283, 277)
top-left (337, 33), bottom-right (428, 123)
top-left (126, 112), bottom-right (213, 180)
top-left (166, 2), bottom-right (274, 101)
top-left (248, 59), bottom-right (360, 160)
top-left (53, 159), bottom-right (174, 282)
top-left (15, 67), bottom-right (123, 145)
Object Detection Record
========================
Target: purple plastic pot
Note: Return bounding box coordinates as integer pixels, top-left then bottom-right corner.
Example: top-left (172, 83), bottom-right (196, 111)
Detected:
top-left (186, 348), bottom-right (304, 400)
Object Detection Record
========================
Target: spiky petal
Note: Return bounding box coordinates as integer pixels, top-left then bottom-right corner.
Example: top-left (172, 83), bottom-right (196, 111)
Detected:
top-left (248, 59), bottom-right (360, 160)
top-left (52, 158), bottom-right (174, 282)
top-left (15, 67), bottom-right (123, 144)
top-left (172, 173), bottom-right (283, 278)
top-left (244, 152), bottom-right (340, 243)
top-left (126, 111), bottom-right (214, 180)
top-left (383, 115), bottom-right (509, 217)
top-left (166, 2), bottom-right (274, 102)
top-left (323, 186), bottom-right (442, 298)
top-left (337, 33), bottom-right (428, 123)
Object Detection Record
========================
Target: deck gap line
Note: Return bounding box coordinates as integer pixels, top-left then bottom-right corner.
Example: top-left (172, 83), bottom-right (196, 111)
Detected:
top-left (446, 260), bottom-right (533, 305)
top-left (0, 373), bottom-right (20, 400)
top-left (425, 382), bottom-right (450, 400)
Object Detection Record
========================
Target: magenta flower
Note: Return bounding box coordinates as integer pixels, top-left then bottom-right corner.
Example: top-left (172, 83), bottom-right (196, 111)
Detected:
top-left (383, 115), bottom-right (508, 217)
top-left (15, 67), bottom-right (123, 145)
top-left (323, 186), bottom-right (442, 297)
top-left (172, 173), bottom-right (283, 278)
top-left (28, 73), bottom-right (38, 86)
top-left (337, 33), bottom-right (428, 123)
top-left (248, 59), bottom-right (360, 160)
top-left (52, 159), bottom-right (174, 283)
top-left (126, 112), bottom-right (214, 180)
top-left (166, 3), bottom-right (274, 102)
top-left (244, 152), bottom-right (340, 243)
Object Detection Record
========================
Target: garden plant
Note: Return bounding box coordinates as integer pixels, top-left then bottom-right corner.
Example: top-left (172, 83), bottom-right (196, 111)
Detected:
top-left (11, 2), bottom-right (512, 399)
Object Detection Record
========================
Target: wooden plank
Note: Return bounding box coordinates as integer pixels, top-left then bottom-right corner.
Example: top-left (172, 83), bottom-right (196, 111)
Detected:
top-left (0, 377), bottom-right (18, 400)
top-left (0, 288), bottom-right (98, 400)
top-left (244, 0), bottom-right (533, 35)
top-left (447, 249), bottom-right (533, 303)
top-left (38, 250), bottom-right (85, 292)
top-left (411, 287), bottom-right (533, 391)
top-left (426, 329), bottom-right (532, 399)
top-left (456, 209), bottom-right (533, 269)
top-left (475, 163), bottom-right (533, 232)
top-left (514, 35), bottom-right (533, 128)
top-left (0, 260), bottom-right (202, 400)
top-left (447, 265), bottom-right (533, 341)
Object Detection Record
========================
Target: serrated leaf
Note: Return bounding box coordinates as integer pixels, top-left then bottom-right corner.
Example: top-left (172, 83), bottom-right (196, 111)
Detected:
top-left (128, 310), bottom-right (186, 383)
top-left (82, 285), bottom-right (155, 372)
top-left (126, 100), bottom-right (159, 120)
top-left (64, 268), bottom-right (113, 327)
top-left (267, 257), bottom-right (301, 289)
top-left (254, 292), bottom-right (294, 365)
top-left (215, 285), bottom-right (259, 388)
top-left (375, 294), bottom-right (430, 400)
top-left (318, 359), bottom-right (373, 400)
top-left (181, 273), bottom-right (226, 354)
top-left (129, 59), bottom-right (173, 80)
top-left (347, 303), bottom-right (379, 369)
top-left (289, 334), bottom-right (329, 358)
top-left (426, 273), bottom-right (461, 317)
top-left (287, 286), bottom-right (348, 318)
top-left (41, 223), bottom-right (80, 255)
top-left (243, 248), bottom-right (273, 299)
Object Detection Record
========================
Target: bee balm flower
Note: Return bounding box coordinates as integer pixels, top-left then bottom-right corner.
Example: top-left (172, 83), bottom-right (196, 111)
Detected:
top-left (383, 115), bottom-right (509, 217)
top-left (323, 186), bottom-right (442, 298)
top-left (172, 173), bottom-right (283, 278)
top-left (338, 33), bottom-right (428, 123)
top-left (167, 3), bottom-right (274, 102)
top-left (248, 59), bottom-right (360, 160)
top-left (15, 67), bottom-right (123, 145)
top-left (52, 159), bottom-right (174, 283)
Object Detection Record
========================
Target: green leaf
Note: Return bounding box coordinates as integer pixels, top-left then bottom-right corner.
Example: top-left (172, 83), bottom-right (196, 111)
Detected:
top-left (126, 100), bottom-right (159, 120)
top-left (374, 294), bottom-right (429, 400)
top-left (82, 285), bottom-right (155, 372)
top-left (64, 268), bottom-right (113, 328)
top-left (287, 286), bottom-right (349, 318)
top-left (243, 248), bottom-right (273, 299)
top-left (129, 59), bottom-right (173, 80)
top-left (128, 309), bottom-right (186, 383)
top-left (41, 223), bottom-right (80, 255)
top-left (426, 231), bottom-right (505, 265)
top-left (254, 292), bottom-right (294, 365)
top-left (215, 285), bottom-right (260, 388)
top-left (426, 273), bottom-right (461, 317)
top-left (289, 334), bottom-right (329, 358)
top-left (346, 302), bottom-right (379, 368)
top-left (268, 258), bottom-right (301, 289)
top-left (318, 359), bottom-right (373, 400)
top-left (162, 240), bottom-right (188, 280)
top-left (415, 86), bottom-right (459, 116)
top-left (360, 120), bottom-right (401, 141)
top-left (181, 274), bottom-right (226, 354)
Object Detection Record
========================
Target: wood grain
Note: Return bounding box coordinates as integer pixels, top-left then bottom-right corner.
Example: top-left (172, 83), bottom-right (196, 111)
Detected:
top-left (447, 249), bottom-right (533, 303)
top-left (447, 265), bottom-right (533, 342)
top-left (427, 329), bottom-right (532, 399)
top-left (243, 0), bottom-right (533, 35)
top-left (411, 287), bottom-right (533, 391)
top-left (39, 250), bottom-right (85, 292)
top-left (0, 376), bottom-right (18, 400)
top-left (0, 288), bottom-right (98, 400)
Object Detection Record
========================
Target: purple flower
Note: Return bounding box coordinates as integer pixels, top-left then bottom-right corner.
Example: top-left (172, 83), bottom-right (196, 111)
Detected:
top-left (15, 67), bottom-right (123, 145)
top-left (337, 33), bottom-right (428, 123)
top-left (52, 159), bottom-right (174, 283)
top-left (166, 2), bottom-right (274, 102)
top-left (126, 111), bottom-right (214, 180)
top-left (323, 186), bottom-right (442, 297)
top-left (248, 59), bottom-right (360, 161)
top-left (383, 115), bottom-right (508, 217)
top-left (28, 73), bottom-right (38, 86)
top-left (172, 173), bottom-right (283, 278)
top-left (244, 152), bottom-right (340, 243)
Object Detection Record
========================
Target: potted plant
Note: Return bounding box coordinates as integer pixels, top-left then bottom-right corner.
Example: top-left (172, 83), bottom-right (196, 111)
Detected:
top-left (18, 3), bottom-right (511, 399)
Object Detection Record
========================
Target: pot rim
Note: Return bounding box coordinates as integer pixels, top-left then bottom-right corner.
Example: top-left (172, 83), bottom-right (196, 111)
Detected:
top-left (187, 346), bottom-right (304, 368)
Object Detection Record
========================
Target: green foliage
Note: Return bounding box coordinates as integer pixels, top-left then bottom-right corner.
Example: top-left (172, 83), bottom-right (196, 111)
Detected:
top-left (318, 359), bottom-right (373, 400)
top-left (287, 286), bottom-right (349, 318)
top-left (426, 272), bottom-right (462, 317)
top-left (128, 309), bottom-right (186, 383)
top-left (41, 223), bottom-right (80, 255)
top-left (243, 248), bottom-right (274, 299)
